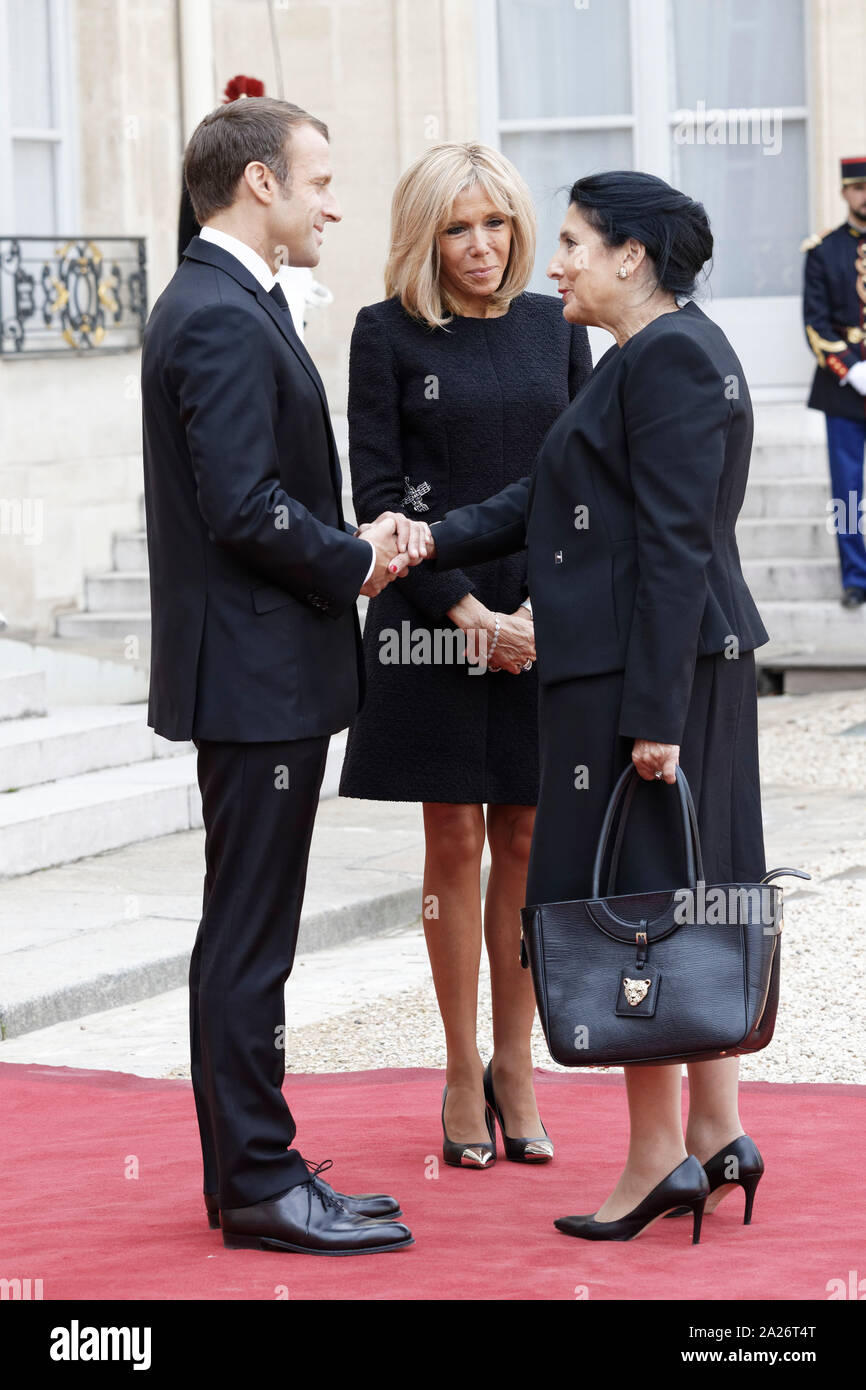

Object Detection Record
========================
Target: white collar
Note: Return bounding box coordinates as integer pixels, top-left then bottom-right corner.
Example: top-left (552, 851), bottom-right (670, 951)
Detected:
top-left (199, 225), bottom-right (277, 291)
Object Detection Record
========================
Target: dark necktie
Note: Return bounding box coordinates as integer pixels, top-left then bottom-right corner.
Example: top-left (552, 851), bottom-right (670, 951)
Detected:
top-left (268, 282), bottom-right (290, 311)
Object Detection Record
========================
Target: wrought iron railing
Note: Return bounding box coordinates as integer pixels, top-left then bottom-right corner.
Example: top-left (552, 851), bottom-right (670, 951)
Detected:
top-left (0, 236), bottom-right (147, 355)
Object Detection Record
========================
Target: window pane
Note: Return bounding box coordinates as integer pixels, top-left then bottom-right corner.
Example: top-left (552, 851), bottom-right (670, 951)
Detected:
top-left (670, 0), bottom-right (806, 110)
top-left (13, 140), bottom-right (56, 234)
top-left (670, 120), bottom-right (807, 297)
top-left (498, 0), bottom-right (632, 120)
top-left (502, 128), bottom-right (633, 293)
top-left (8, 0), bottom-right (54, 128)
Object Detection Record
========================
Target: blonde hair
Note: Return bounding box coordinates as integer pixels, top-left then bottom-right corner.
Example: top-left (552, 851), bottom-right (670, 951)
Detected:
top-left (384, 143), bottom-right (537, 328)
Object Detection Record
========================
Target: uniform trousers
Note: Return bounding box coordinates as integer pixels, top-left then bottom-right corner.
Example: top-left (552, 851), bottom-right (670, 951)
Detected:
top-left (826, 414), bottom-right (866, 591)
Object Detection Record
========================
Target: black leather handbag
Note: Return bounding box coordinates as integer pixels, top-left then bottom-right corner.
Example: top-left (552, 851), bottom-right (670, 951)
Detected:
top-left (519, 765), bottom-right (809, 1067)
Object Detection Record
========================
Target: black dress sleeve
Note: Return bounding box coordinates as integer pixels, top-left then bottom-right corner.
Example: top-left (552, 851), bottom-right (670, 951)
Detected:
top-left (347, 305), bottom-right (479, 620)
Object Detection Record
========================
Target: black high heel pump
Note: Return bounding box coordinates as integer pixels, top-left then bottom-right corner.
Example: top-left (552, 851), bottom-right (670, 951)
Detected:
top-left (483, 1062), bottom-right (554, 1163)
top-left (555, 1156), bottom-right (710, 1243)
top-left (665, 1134), bottom-right (764, 1224)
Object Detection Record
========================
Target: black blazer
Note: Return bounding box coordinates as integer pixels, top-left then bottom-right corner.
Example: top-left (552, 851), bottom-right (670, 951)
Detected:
top-left (429, 300), bottom-right (769, 746)
top-left (141, 234), bottom-right (372, 742)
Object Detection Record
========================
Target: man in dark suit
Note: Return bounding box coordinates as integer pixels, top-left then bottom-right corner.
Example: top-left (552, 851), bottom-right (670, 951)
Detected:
top-left (802, 155), bottom-right (866, 607)
top-left (141, 96), bottom-right (430, 1254)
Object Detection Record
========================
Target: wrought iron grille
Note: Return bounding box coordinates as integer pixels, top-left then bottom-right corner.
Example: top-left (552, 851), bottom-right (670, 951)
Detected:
top-left (0, 236), bottom-right (147, 355)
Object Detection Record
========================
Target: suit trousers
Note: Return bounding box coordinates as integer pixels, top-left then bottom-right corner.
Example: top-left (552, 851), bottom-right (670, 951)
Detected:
top-left (190, 735), bottom-right (329, 1208)
top-left (525, 650), bottom-right (766, 907)
top-left (825, 414), bottom-right (866, 591)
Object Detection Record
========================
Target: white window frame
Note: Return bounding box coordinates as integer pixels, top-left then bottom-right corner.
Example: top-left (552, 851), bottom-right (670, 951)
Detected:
top-left (0, 0), bottom-right (79, 234)
top-left (478, 0), bottom-right (810, 189)
top-left (477, 0), bottom-right (814, 395)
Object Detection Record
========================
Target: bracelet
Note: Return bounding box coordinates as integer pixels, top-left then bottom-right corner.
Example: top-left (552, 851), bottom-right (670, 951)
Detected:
top-left (487, 612), bottom-right (501, 661)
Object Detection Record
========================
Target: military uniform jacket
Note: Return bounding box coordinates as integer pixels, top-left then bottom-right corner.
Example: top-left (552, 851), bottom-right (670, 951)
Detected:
top-left (802, 220), bottom-right (866, 421)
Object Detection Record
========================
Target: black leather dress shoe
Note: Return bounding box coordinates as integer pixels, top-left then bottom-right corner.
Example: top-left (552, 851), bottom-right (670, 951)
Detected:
top-left (205, 1159), bottom-right (402, 1229)
top-left (205, 1185), bottom-right (402, 1228)
top-left (220, 1181), bottom-right (414, 1255)
top-left (841, 586), bottom-right (866, 608)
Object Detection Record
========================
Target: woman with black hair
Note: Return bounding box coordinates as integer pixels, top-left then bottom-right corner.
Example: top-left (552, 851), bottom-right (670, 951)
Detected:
top-left (425, 170), bottom-right (771, 1242)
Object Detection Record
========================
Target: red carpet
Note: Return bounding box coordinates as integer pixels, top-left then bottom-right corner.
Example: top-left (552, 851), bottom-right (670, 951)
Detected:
top-left (2, 1062), bottom-right (862, 1301)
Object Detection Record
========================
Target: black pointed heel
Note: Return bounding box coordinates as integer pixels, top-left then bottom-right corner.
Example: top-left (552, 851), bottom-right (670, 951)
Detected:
top-left (554, 1156), bottom-right (711, 1243)
top-left (664, 1134), bottom-right (764, 1224)
top-left (483, 1061), bottom-right (554, 1163)
top-left (441, 1084), bottom-right (496, 1168)
top-left (204, 1192), bottom-right (220, 1229)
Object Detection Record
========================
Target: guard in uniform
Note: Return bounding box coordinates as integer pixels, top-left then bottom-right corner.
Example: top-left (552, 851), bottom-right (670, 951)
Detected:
top-left (802, 155), bottom-right (866, 606)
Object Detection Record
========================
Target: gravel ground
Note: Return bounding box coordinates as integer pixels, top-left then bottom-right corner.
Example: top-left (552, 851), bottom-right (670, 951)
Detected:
top-left (757, 687), bottom-right (866, 789)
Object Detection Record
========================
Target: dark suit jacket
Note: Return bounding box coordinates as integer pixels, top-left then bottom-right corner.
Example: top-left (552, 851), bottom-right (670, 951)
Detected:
top-left (429, 299), bottom-right (769, 746)
top-left (141, 234), bottom-right (371, 742)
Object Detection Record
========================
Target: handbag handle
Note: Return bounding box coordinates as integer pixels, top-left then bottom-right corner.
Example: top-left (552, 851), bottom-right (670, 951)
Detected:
top-left (591, 764), bottom-right (705, 898)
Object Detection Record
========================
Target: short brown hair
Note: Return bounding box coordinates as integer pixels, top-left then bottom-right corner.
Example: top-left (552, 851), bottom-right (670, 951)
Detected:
top-left (183, 96), bottom-right (329, 224)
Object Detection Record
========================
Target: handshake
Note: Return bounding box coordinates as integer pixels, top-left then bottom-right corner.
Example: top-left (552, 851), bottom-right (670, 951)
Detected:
top-left (354, 512), bottom-right (535, 675)
top-left (355, 511), bottom-right (436, 597)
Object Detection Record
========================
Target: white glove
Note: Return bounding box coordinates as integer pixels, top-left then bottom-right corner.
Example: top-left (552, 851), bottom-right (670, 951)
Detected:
top-left (841, 360), bottom-right (866, 395)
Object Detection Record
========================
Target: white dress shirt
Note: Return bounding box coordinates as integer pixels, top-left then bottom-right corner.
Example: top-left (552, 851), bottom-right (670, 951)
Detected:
top-left (198, 225), bottom-right (375, 586)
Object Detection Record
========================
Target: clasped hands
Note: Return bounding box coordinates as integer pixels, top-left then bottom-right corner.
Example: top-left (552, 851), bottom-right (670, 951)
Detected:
top-left (355, 512), bottom-right (435, 597)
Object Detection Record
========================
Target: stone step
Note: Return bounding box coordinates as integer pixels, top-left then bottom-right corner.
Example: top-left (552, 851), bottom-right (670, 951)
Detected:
top-left (0, 792), bottom-right (431, 1039)
top-left (55, 611), bottom-right (152, 644)
top-left (740, 479), bottom-right (829, 521)
top-left (113, 531), bottom-right (148, 572)
top-left (747, 443), bottom-right (827, 480)
top-left (0, 753), bottom-right (202, 878)
top-left (742, 558), bottom-right (841, 602)
top-left (0, 721), bottom-right (350, 878)
top-left (735, 518), bottom-right (837, 561)
top-left (0, 634), bottom-right (150, 706)
top-left (758, 599), bottom-right (866, 651)
top-left (0, 669), bottom-right (46, 721)
top-left (84, 571), bottom-right (150, 612)
top-left (0, 704), bottom-right (188, 793)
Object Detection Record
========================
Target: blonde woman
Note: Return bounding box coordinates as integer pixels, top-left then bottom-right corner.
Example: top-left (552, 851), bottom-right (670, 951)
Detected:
top-left (339, 144), bottom-right (592, 1167)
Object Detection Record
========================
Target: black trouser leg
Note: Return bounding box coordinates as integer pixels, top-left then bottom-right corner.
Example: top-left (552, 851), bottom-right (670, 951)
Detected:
top-left (189, 735), bottom-right (329, 1208)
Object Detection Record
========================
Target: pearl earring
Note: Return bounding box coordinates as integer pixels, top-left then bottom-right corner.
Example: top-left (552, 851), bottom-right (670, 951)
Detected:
top-left (617, 266), bottom-right (628, 279)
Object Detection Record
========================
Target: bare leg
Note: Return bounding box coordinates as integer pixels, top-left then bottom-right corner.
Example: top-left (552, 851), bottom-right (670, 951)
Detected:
top-left (593, 1064), bottom-right (688, 1222)
top-left (684, 1056), bottom-right (745, 1210)
top-left (422, 802), bottom-right (489, 1144)
top-left (484, 803), bottom-right (545, 1136)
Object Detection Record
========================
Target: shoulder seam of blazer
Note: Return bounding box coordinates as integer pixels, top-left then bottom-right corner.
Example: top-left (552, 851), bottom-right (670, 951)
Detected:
top-left (167, 298), bottom-right (276, 369)
top-left (623, 316), bottom-right (735, 414)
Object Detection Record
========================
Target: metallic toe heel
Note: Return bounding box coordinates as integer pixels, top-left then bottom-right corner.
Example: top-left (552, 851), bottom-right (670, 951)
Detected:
top-left (441, 1085), bottom-right (496, 1168)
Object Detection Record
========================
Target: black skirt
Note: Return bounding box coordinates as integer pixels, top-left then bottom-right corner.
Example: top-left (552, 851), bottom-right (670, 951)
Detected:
top-left (339, 581), bottom-right (540, 805)
top-left (525, 650), bottom-right (766, 906)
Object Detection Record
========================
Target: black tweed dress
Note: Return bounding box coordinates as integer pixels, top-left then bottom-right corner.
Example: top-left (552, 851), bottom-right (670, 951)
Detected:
top-left (338, 292), bottom-right (592, 804)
